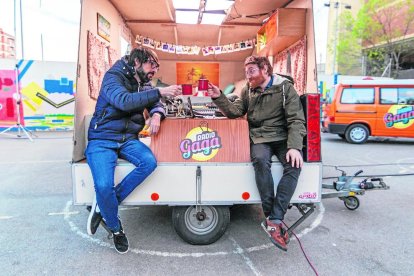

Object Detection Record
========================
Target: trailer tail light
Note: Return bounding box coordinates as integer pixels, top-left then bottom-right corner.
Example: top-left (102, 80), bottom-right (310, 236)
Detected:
top-left (303, 94), bottom-right (321, 162)
top-left (242, 192), bottom-right (250, 200)
top-left (328, 116), bottom-right (335, 123)
top-left (151, 193), bottom-right (159, 201)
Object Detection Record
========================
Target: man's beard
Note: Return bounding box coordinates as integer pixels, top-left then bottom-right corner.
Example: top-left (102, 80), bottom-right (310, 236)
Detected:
top-left (136, 68), bottom-right (154, 83)
top-left (248, 74), bottom-right (266, 89)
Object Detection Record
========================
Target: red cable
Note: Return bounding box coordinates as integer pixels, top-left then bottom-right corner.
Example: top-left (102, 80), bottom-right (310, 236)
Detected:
top-left (283, 221), bottom-right (319, 276)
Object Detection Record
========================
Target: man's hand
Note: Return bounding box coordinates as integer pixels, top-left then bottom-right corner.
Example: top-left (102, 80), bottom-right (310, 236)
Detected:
top-left (149, 113), bottom-right (161, 135)
top-left (286, 148), bottom-right (303, 168)
top-left (158, 85), bottom-right (182, 98)
top-left (206, 82), bottom-right (221, 99)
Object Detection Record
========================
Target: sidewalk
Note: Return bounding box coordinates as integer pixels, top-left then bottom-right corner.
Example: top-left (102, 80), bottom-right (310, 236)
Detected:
top-left (0, 131), bottom-right (73, 164)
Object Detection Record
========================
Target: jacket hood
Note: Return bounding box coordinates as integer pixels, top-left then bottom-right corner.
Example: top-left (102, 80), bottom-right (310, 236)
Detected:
top-left (110, 58), bottom-right (137, 81)
top-left (272, 73), bottom-right (294, 86)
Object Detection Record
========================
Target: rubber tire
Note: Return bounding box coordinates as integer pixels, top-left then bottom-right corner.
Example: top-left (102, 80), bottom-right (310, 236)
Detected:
top-left (172, 205), bottom-right (230, 245)
top-left (345, 124), bottom-right (369, 144)
top-left (344, 196), bottom-right (360, 210)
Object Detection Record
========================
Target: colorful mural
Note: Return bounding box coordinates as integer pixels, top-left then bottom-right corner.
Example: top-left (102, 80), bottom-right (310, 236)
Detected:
top-left (0, 59), bottom-right (76, 130)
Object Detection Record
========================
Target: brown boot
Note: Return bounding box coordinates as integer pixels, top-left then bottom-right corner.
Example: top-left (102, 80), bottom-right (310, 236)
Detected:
top-left (261, 219), bottom-right (287, 251)
top-left (281, 226), bottom-right (290, 244)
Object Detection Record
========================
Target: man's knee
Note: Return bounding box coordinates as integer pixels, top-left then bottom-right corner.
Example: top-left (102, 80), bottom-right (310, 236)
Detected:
top-left (252, 155), bottom-right (271, 169)
top-left (148, 157), bottom-right (157, 173)
top-left (283, 165), bottom-right (301, 177)
top-left (145, 154), bottom-right (157, 173)
top-left (95, 182), bottom-right (115, 199)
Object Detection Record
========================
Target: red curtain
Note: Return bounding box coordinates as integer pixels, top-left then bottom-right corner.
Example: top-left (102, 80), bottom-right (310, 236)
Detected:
top-left (273, 48), bottom-right (289, 75)
top-left (273, 36), bottom-right (307, 95)
top-left (289, 36), bottom-right (307, 95)
top-left (107, 46), bottom-right (119, 67)
top-left (87, 31), bottom-right (107, 100)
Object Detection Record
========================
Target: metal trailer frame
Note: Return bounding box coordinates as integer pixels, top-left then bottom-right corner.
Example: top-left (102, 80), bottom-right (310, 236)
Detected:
top-left (73, 160), bottom-right (322, 244)
top-left (321, 169), bottom-right (390, 210)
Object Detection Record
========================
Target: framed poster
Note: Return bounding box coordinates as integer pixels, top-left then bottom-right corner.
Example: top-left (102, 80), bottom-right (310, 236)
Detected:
top-left (176, 62), bottom-right (219, 87)
top-left (97, 13), bottom-right (110, 42)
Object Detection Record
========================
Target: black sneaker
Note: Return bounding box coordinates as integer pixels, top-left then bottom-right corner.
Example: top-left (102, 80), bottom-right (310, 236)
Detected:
top-left (112, 227), bottom-right (129, 254)
top-left (87, 196), bottom-right (102, 235)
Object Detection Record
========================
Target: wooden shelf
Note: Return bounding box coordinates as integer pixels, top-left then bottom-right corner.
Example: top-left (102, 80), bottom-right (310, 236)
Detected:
top-left (257, 8), bottom-right (306, 56)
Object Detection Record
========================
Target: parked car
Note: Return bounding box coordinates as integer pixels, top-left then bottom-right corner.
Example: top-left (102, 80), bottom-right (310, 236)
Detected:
top-left (323, 79), bottom-right (414, 144)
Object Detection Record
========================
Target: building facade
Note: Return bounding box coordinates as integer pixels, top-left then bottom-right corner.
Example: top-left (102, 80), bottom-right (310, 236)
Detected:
top-left (324, 0), bottom-right (362, 76)
top-left (0, 29), bottom-right (16, 59)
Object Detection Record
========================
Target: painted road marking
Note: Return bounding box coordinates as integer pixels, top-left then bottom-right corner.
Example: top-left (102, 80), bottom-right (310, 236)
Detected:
top-left (48, 211), bottom-right (79, 216)
top-left (63, 200), bottom-right (325, 257)
top-left (0, 160), bottom-right (69, 165)
top-left (0, 216), bottom-right (14, 220)
top-left (119, 207), bottom-right (140, 211)
top-left (229, 235), bottom-right (261, 276)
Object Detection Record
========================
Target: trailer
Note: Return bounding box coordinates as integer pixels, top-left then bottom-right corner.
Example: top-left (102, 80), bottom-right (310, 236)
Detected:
top-left (72, 0), bottom-right (322, 245)
top-left (322, 168), bottom-right (390, 210)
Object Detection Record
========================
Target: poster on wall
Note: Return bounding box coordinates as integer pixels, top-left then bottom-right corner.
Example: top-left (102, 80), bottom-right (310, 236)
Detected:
top-left (176, 63), bottom-right (219, 94)
top-left (97, 13), bottom-right (111, 42)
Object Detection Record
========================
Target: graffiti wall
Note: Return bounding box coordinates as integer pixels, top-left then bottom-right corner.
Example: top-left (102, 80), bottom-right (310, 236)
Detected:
top-left (0, 59), bottom-right (76, 130)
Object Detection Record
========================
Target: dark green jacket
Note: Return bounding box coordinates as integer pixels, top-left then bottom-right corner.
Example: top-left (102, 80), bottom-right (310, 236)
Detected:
top-left (213, 74), bottom-right (306, 150)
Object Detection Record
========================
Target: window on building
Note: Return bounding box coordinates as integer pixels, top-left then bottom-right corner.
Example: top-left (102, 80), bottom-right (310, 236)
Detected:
top-left (340, 88), bottom-right (375, 104)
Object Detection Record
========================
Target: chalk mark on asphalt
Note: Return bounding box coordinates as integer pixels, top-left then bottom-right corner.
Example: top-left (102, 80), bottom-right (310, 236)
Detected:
top-left (0, 160), bottom-right (69, 165)
top-left (63, 200), bottom-right (325, 258)
top-left (49, 211), bottom-right (79, 216)
top-left (229, 235), bottom-right (261, 276)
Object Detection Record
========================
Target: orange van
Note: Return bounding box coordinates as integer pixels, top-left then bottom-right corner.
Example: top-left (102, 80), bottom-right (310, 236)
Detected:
top-left (323, 80), bottom-right (414, 143)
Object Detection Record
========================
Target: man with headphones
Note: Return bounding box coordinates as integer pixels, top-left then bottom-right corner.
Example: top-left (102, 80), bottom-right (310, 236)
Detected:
top-left (85, 47), bottom-right (181, 254)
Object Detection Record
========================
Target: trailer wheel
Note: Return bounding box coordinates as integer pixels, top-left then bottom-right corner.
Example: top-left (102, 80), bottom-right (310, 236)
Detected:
top-left (345, 124), bottom-right (369, 144)
top-left (343, 196), bottom-right (360, 210)
top-left (172, 205), bottom-right (230, 245)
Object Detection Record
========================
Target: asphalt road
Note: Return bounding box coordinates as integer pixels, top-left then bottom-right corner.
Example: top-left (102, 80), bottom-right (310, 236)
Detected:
top-left (0, 132), bottom-right (413, 276)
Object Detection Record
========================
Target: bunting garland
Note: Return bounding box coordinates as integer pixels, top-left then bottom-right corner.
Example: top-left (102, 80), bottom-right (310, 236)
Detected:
top-left (135, 35), bottom-right (256, 56)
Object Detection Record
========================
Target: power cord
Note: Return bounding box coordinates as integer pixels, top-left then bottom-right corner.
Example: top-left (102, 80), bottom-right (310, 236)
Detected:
top-left (285, 162), bottom-right (414, 275)
top-left (283, 221), bottom-right (319, 276)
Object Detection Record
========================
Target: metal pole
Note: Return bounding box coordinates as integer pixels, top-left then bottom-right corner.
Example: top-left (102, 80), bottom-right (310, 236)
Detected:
top-left (40, 0), bottom-right (43, 60)
top-left (41, 33), bottom-right (44, 61)
top-left (19, 0), bottom-right (24, 59)
top-left (332, 2), bottom-right (339, 75)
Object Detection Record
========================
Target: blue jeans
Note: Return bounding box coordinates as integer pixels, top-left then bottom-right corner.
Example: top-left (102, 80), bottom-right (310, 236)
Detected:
top-left (250, 140), bottom-right (302, 221)
top-left (85, 139), bottom-right (157, 232)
